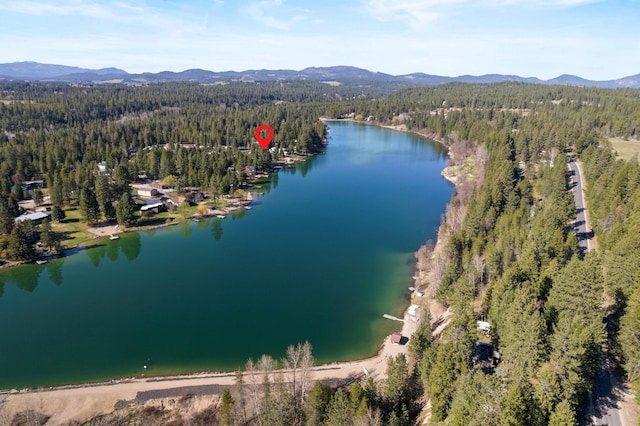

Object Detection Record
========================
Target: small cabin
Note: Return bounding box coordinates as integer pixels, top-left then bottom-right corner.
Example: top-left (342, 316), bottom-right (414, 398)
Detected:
top-left (390, 333), bottom-right (403, 344)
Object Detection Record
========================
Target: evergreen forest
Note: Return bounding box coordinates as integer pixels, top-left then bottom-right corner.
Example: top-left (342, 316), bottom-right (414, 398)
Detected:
top-left (2, 79), bottom-right (640, 424)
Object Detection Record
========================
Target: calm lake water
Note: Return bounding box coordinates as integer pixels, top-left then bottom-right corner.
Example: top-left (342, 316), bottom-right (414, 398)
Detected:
top-left (0, 121), bottom-right (453, 389)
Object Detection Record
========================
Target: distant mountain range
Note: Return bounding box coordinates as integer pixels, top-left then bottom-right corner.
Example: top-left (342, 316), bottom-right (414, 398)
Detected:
top-left (1, 61), bottom-right (639, 89)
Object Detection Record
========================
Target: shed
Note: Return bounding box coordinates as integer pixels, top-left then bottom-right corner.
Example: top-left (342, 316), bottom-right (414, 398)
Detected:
top-left (390, 333), bottom-right (403, 344)
top-left (138, 187), bottom-right (158, 197)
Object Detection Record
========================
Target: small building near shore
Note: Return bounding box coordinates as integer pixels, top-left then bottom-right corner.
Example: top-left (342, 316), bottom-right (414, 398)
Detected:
top-left (390, 333), bottom-right (403, 344)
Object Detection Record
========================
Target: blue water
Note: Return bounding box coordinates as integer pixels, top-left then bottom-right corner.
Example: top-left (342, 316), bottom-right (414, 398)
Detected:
top-left (0, 121), bottom-right (453, 389)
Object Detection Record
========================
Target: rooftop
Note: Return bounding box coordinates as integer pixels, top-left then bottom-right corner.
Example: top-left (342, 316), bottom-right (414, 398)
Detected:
top-left (15, 211), bottom-right (50, 223)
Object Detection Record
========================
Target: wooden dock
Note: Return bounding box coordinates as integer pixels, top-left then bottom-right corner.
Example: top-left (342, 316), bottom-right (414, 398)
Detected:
top-left (383, 314), bottom-right (405, 322)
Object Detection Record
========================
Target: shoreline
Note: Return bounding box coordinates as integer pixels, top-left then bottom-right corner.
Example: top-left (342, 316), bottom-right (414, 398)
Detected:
top-left (321, 117), bottom-right (449, 148)
top-left (1, 121), bottom-right (456, 423)
top-left (0, 154), bottom-right (313, 272)
top-left (323, 118), bottom-right (457, 185)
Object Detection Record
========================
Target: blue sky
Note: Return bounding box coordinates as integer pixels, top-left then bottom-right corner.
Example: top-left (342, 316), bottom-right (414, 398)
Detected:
top-left (0, 0), bottom-right (638, 80)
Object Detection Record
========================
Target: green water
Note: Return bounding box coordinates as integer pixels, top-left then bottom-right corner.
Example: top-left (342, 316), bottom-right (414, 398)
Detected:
top-left (0, 121), bottom-right (453, 389)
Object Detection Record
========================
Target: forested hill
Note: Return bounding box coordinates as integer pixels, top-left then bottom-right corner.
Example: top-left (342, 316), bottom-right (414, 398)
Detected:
top-left (2, 80), bottom-right (640, 424)
top-left (321, 83), bottom-right (640, 424)
top-left (1, 61), bottom-right (640, 89)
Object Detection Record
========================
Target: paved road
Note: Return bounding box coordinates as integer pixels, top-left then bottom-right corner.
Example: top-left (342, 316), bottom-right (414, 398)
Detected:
top-left (591, 360), bottom-right (624, 426)
top-left (569, 155), bottom-right (625, 426)
top-left (567, 155), bottom-right (590, 254)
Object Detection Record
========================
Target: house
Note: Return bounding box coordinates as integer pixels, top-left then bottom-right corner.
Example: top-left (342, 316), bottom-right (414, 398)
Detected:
top-left (15, 211), bottom-right (51, 225)
top-left (390, 333), bottom-right (403, 344)
top-left (138, 187), bottom-right (158, 197)
top-left (162, 195), bottom-right (187, 211)
top-left (149, 181), bottom-right (163, 190)
top-left (190, 190), bottom-right (204, 203)
top-left (140, 201), bottom-right (164, 214)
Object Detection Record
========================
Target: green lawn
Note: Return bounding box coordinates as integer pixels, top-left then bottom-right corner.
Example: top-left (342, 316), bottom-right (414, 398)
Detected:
top-left (610, 137), bottom-right (640, 162)
top-left (52, 208), bottom-right (97, 248)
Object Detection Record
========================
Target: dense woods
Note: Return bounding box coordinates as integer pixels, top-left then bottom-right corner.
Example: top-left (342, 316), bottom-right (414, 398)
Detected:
top-left (2, 79), bottom-right (640, 424)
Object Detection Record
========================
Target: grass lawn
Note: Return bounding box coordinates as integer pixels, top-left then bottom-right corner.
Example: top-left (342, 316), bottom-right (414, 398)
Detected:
top-left (52, 208), bottom-right (97, 248)
top-left (610, 137), bottom-right (640, 162)
top-left (135, 206), bottom-right (197, 228)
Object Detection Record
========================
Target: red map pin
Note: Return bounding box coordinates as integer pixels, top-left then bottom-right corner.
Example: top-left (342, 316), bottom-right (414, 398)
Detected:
top-left (255, 125), bottom-right (274, 150)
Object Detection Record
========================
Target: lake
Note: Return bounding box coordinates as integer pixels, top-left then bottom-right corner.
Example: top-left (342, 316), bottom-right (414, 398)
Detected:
top-left (0, 121), bottom-right (453, 389)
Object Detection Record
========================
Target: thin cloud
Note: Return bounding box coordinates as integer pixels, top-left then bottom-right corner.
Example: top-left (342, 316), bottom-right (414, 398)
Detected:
top-left (365, 0), bottom-right (604, 28)
top-left (0, 0), bottom-right (184, 28)
top-left (246, 0), bottom-right (291, 30)
top-left (365, 0), bottom-right (466, 28)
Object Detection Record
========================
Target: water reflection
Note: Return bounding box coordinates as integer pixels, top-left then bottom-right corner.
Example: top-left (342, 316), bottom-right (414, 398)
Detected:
top-left (179, 221), bottom-right (193, 238)
top-left (211, 219), bottom-right (223, 241)
top-left (46, 260), bottom-right (63, 286)
top-left (231, 208), bottom-right (248, 220)
top-left (121, 232), bottom-right (141, 261)
top-left (86, 244), bottom-right (107, 268)
top-left (10, 265), bottom-right (43, 293)
top-left (106, 239), bottom-right (119, 262)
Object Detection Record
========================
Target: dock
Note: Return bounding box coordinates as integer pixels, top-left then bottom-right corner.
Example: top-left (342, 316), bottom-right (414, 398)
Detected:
top-left (383, 314), bottom-right (405, 322)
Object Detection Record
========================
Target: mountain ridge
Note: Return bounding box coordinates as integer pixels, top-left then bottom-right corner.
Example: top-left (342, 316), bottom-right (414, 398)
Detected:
top-left (0, 61), bottom-right (638, 89)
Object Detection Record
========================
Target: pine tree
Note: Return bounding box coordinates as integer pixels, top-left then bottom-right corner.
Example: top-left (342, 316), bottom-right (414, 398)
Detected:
top-left (0, 198), bottom-right (13, 234)
top-left (8, 223), bottom-right (36, 261)
top-left (79, 187), bottom-right (100, 225)
top-left (116, 193), bottom-right (137, 227)
top-left (220, 388), bottom-right (234, 426)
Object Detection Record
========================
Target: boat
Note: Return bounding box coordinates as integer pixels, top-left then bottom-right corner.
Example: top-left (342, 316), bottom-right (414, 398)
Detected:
top-left (36, 260), bottom-right (48, 265)
top-left (191, 218), bottom-right (201, 222)
top-left (244, 206), bottom-right (252, 210)
top-left (109, 235), bottom-right (120, 240)
top-left (216, 214), bottom-right (226, 219)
